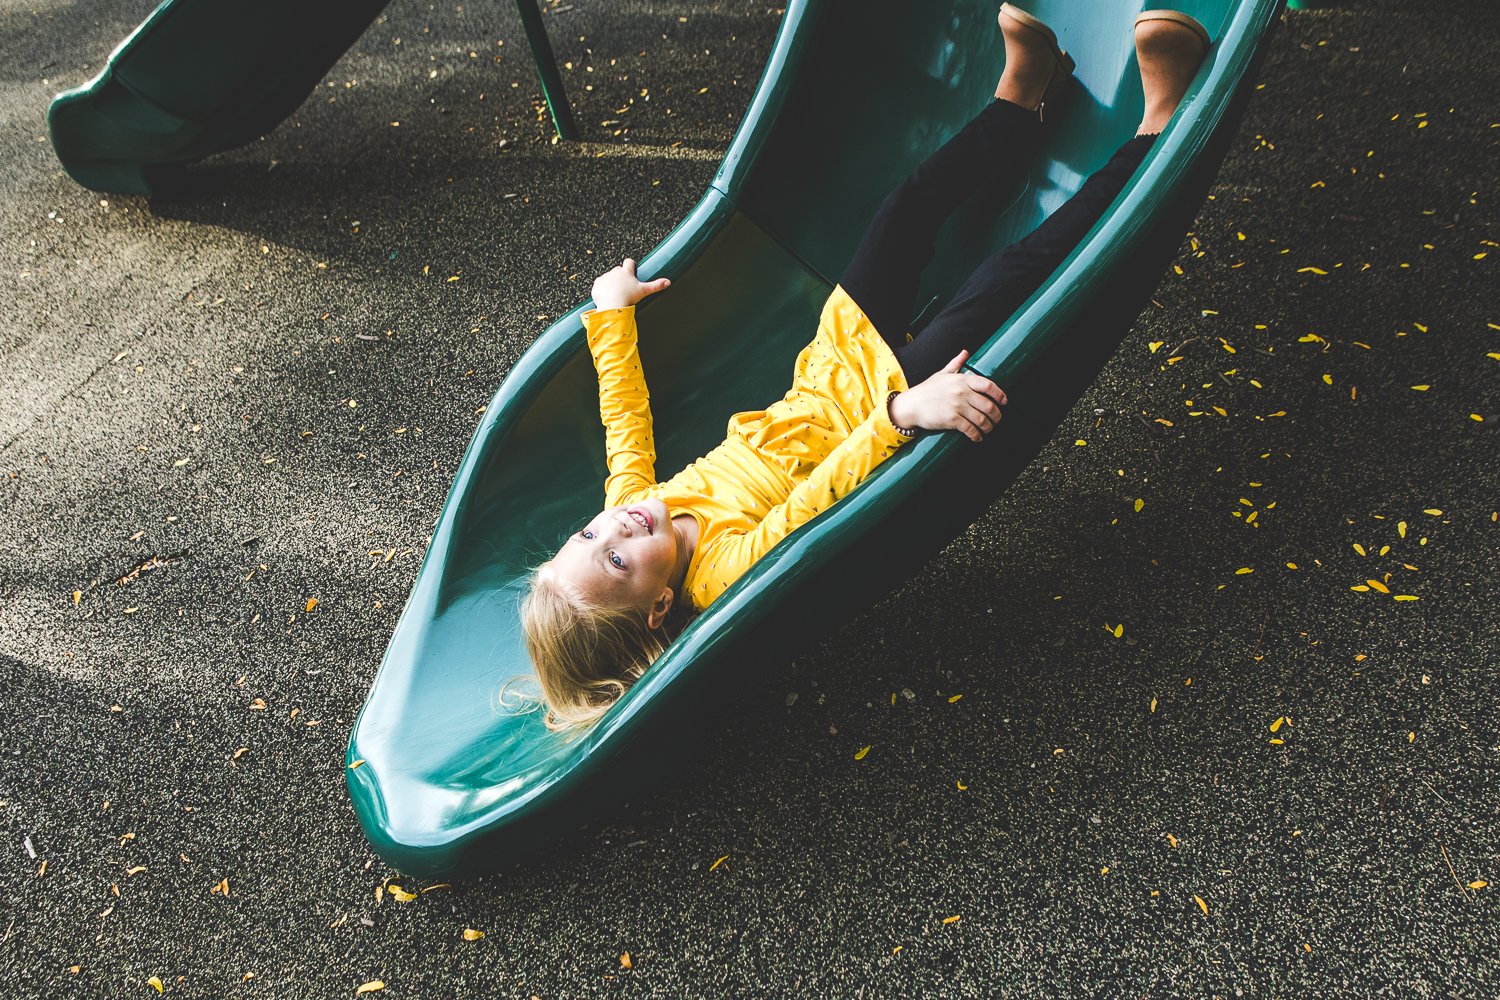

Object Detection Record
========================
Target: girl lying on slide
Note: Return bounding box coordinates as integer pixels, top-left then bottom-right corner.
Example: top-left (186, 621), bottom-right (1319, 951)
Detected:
top-left (517, 5), bottom-right (1211, 734)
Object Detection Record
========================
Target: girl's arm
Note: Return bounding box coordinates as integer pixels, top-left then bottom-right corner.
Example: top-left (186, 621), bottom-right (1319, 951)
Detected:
top-left (582, 305), bottom-right (657, 507)
top-left (690, 350), bottom-right (1007, 608)
top-left (582, 258), bottom-right (672, 508)
top-left (689, 399), bottom-right (914, 607)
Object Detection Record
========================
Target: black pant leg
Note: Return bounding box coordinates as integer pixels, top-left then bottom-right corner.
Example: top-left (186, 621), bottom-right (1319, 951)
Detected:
top-left (840, 98), bottom-right (1042, 356)
top-left (895, 133), bottom-right (1158, 384)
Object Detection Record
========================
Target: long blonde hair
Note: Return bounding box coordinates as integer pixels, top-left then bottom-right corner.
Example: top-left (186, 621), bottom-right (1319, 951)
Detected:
top-left (507, 562), bottom-right (695, 738)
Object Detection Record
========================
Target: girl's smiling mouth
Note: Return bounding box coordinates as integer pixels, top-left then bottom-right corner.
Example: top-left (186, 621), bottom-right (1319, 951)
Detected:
top-left (627, 507), bottom-right (653, 533)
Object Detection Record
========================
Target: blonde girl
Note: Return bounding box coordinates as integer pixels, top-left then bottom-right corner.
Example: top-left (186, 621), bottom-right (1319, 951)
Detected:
top-left (518, 5), bottom-right (1211, 734)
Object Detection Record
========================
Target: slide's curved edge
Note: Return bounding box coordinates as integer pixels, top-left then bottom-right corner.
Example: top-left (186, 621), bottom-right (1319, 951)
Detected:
top-left (48, 0), bottom-right (391, 196)
top-left (346, 0), bottom-right (1284, 878)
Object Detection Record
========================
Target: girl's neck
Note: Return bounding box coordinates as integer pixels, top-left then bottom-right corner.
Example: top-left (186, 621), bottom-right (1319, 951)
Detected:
top-left (669, 513), bottom-right (699, 595)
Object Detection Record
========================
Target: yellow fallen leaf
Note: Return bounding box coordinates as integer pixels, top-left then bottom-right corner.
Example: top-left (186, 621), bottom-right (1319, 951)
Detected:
top-left (388, 885), bottom-right (418, 902)
top-left (1149, 341), bottom-right (1164, 352)
top-left (1134, 498), bottom-right (1144, 512)
top-left (1298, 266), bottom-right (1328, 275)
top-left (1366, 579), bottom-right (1390, 594)
top-left (620, 952), bottom-right (633, 969)
top-left (1469, 880), bottom-right (1489, 890)
top-left (956, 780), bottom-right (967, 790)
top-left (73, 590), bottom-right (82, 605)
top-left (1393, 594), bottom-right (1420, 601)
top-left (1398, 521), bottom-right (1408, 538)
top-left (1075, 439), bottom-right (1087, 446)
top-left (1270, 717), bottom-right (1285, 733)
top-left (1286, 562), bottom-right (1299, 570)
top-left (1165, 833), bottom-right (1178, 848)
top-left (356, 982), bottom-right (385, 995)
top-left (305, 598), bottom-right (318, 613)
top-left (147, 977), bottom-right (164, 993)
top-left (854, 745), bottom-right (871, 760)
top-left (1149, 697), bottom-right (1158, 714)
top-left (1112, 623), bottom-right (1124, 638)
top-left (1235, 567), bottom-right (1254, 575)
top-left (948, 694), bottom-right (963, 703)
top-left (1193, 894), bottom-right (1209, 916)
top-left (1269, 738), bottom-right (1284, 745)
top-left (348, 759), bottom-right (365, 770)
top-left (1353, 543), bottom-right (1367, 556)
top-left (463, 928), bottom-right (485, 941)
top-left (942, 915), bottom-right (961, 925)
top-left (1411, 384), bottom-right (1430, 391)
top-left (1408, 731), bottom-right (1416, 743)
top-left (709, 855), bottom-right (728, 872)
top-left (1423, 508), bottom-right (1442, 515)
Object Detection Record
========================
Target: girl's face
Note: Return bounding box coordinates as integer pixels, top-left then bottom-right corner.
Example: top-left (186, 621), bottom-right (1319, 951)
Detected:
top-left (545, 498), bottom-right (680, 622)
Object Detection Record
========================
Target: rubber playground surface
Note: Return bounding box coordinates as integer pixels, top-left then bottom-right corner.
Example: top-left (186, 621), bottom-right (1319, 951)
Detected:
top-left (2, 0), bottom-right (1497, 996)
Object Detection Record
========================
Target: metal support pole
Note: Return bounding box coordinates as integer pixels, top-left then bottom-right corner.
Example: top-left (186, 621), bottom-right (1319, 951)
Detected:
top-left (514, 0), bottom-right (579, 141)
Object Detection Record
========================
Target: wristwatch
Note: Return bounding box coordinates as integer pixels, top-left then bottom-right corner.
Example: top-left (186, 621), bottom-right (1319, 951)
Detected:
top-left (886, 390), bottom-right (918, 438)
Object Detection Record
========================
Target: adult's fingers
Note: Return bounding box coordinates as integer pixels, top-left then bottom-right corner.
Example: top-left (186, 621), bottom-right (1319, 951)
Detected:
top-left (623, 257), bottom-right (638, 274)
top-left (942, 350), bottom-right (970, 374)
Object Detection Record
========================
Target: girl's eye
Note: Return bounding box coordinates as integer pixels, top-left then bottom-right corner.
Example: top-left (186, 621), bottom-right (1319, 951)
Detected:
top-left (581, 530), bottom-right (594, 539)
top-left (610, 552), bottom-right (624, 569)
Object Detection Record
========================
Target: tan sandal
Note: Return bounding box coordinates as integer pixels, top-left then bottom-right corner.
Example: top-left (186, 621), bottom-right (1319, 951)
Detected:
top-left (1134, 9), bottom-right (1212, 49)
top-left (998, 3), bottom-right (1076, 122)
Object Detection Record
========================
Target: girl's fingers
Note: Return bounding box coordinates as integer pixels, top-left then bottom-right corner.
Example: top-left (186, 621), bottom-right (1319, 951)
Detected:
top-left (962, 400), bottom-right (995, 433)
top-left (967, 374), bottom-right (1006, 405)
top-left (942, 350), bottom-right (969, 374)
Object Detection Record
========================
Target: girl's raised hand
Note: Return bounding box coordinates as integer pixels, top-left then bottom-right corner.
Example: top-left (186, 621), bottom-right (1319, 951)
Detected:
top-left (591, 257), bottom-right (671, 310)
top-left (888, 350), bottom-right (1009, 443)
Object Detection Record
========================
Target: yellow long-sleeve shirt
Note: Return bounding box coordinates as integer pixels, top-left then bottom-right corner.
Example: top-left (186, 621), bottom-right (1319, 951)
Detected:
top-left (581, 284), bottom-right (913, 612)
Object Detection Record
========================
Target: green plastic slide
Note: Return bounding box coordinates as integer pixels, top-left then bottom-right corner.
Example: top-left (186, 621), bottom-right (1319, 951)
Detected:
top-left (346, 0), bottom-right (1281, 878)
top-left (48, 0), bottom-right (578, 195)
top-left (48, 0), bottom-right (391, 195)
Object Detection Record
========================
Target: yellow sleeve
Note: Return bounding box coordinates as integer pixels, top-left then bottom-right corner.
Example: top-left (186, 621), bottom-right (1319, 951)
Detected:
top-left (581, 305), bottom-right (657, 508)
top-left (693, 400), bottom-right (913, 605)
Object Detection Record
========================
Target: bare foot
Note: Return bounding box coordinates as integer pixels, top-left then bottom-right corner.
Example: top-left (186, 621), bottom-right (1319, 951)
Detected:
top-left (994, 6), bottom-right (1068, 110)
top-left (1135, 17), bottom-right (1209, 134)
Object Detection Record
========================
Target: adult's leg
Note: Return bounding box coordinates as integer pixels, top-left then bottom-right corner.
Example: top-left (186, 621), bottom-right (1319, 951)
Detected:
top-left (895, 132), bottom-right (1157, 384)
top-left (840, 98), bottom-right (1042, 355)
